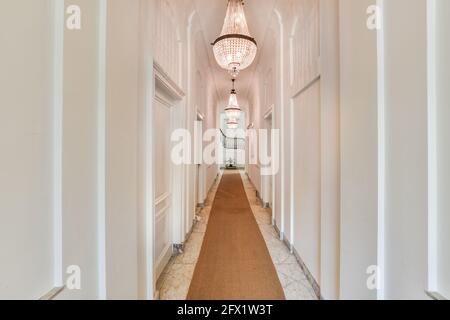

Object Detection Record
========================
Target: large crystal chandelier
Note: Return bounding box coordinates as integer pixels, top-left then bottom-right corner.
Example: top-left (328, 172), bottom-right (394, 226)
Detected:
top-left (212, 0), bottom-right (257, 78)
top-left (224, 79), bottom-right (242, 120)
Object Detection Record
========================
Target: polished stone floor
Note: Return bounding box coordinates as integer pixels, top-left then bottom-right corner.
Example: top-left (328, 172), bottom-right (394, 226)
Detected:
top-left (157, 170), bottom-right (317, 300)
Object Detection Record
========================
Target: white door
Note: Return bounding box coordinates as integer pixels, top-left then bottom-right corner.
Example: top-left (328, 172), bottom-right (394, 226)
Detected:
top-left (263, 113), bottom-right (273, 208)
top-left (194, 117), bottom-right (204, 207)
top-left (154, 94), bottom-right (173, 281)
top-left (267, 116), bottom-right (273, 208)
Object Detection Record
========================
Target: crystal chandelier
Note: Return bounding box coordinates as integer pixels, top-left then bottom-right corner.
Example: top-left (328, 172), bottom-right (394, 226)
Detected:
top-left (227, 118), bottom-right (239, 130)
top-left (212, 0), bottom-right (257, 78)
top-left (224, 79), bottom-right (242, 120)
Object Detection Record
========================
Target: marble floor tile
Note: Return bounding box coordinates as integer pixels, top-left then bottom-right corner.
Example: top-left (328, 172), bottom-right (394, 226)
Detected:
top-left (284, 280), bottom-right (317, 301)
top-left (159, 263), bottom-right (196, 300)
top-left (275, 263), bottom-right (308, 283)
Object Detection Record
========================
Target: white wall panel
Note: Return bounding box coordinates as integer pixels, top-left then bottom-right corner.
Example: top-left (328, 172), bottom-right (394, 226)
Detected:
top-left (435, 0), bottom-right (450, 299)
top-left (0, 0), bottom-right (55, 299)
top-left (57, 0), bottom-right (102, 300)
top-left (383, 0), bottom-right (428, 300)
top-left (292, 80), bottom-right (321, 283)
top-left (105, 0), bottom-right (141, 299)
top-left (339, 0), bottom-right (379, 300)
top-left (319, 0), bottom-right (340, 300)
top-left (153, 96), bottom-right (172, 279)
top-left (289, 0), bottom-right (322, 286)
top-left (291, 0), bottom-right (320, 92)
top-left (155, 0), bottom-right (180, 86)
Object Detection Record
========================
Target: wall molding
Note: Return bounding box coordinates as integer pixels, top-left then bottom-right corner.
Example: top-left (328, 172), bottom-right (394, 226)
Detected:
top-left (154, 61), bottom-right (185, 101)
top-left (426, 0), bottom-right (438, 295)
top-left (292, 246), bottom-right (322, 300)
top-left (96, 0), bottom-right (108, 300)
top-left (155, 192), bottom-right (171, 206)
top-left (39, 286), bottom-right (65, 300)
top-left (51, 0), bottom-right (64, 288)
top-left (263, 105), bottom-right (274, 120)
top-left (291, 75), bottom-right (321, 100)
top-left (425, 291), bottom-right (448, 301)
top-left (375, 0), bottom-right (386, 300)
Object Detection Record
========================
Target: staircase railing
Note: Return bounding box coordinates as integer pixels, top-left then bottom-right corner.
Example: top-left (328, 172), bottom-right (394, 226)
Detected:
top-left (220, 129), bottom-right (246, 150)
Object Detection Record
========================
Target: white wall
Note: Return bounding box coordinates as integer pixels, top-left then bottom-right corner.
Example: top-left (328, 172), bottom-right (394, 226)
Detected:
top-left (435, 0), bottom-right (450, 299)
top-left (0, 0), bottom-right (55, 299)
top-left (339, 0), bottom-right (379, 300)
top-left (338, 0), bottom-right (447, 300)
top-left (246, 74), bottom-right (263, 197)
top-left (246, 18), bottom-right (279, 206)
top-left (243, 0), bottom-right (340, 299)
top-left (204, 79), bottom-right (219, 193)
top-left (185, 24), bottom-right (219, 231)
top-left (292, 81), bottom-right (321, 283)
top-left (319, 0), bottom-right (341, 300)
top-left (382, 0), bottom-right (428, 300)
top-left (247, 0), bottom-right (341, 299)
top-left (55, 0), bottom-right (105, 300)
top-left (104, 0), bottom-right (142, 299)
top-left (289, 0), bottom-right (322, 288)
top-left (0, 0), bottom-right (155, 300)
top-left (2, 0), bottom-right (448, 301)
top-left (0, 0), bottom-right (215, 300)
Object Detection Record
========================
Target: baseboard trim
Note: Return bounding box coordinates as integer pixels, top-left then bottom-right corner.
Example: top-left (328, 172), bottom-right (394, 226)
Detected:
top-left (273, 223), bottom-right (282, 239)
top-left (425, 291), bottom-right (448, 300)
top-left (39, 286), bottom-right (65, 300)
top-left (272, 223), bottom-right (322, 299)
top-left (282, 234), bottom-right (292, 254)
top-left (291, 246), bottom-right (322, 300)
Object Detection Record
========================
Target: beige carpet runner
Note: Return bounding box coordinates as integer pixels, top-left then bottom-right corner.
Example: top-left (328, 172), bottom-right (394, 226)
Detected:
top-left (187, 172), bottom-right (285, 300)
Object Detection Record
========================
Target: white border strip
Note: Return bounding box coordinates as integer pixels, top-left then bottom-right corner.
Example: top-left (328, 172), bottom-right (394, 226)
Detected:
top-left (97, 0), bottom-right (108, 300)
top-left (426, 0), bottom-right (438, 293)
top-left (376, 0), bottom-right (386, 300)
top-left (52, 0), bottom-right (64, 288)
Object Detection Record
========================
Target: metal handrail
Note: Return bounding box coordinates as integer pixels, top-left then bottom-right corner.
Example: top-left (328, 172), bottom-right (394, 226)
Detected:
top-left (220, 129), bottom-right (245, 150)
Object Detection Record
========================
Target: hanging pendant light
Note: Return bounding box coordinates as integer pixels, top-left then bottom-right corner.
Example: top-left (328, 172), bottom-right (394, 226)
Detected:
top-left (224, 79), bottom-right (242, 120)
top-left (212, 0), bottom-right (257, 78)
top-left (227, 118), bottom-right (239, 130)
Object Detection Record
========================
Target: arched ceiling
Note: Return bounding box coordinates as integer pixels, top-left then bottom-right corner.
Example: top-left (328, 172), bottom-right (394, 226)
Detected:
top-left (192, 0), bottom-right (278, 108)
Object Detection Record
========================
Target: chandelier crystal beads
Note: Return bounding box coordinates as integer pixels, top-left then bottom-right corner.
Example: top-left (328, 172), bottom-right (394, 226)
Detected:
top-left (212, 0), bottom-right (257, 78)
top-left (224, 79), bottom-right (242, 120)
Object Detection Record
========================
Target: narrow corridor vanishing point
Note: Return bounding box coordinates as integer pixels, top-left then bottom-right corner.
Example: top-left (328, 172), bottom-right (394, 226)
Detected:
top-left (158, 171), bottom-right (317, 300)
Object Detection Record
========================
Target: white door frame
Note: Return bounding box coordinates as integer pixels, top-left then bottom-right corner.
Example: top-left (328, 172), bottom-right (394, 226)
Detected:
top-left (263, 106), bottom-right (275, 209)
top-left (195, 110), bottom-right (206, 207)
top-left (152, 61), bottom-right (185, 288)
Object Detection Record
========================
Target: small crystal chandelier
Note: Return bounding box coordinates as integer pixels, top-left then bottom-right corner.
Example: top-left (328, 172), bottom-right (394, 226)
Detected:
top-left (224, 79), bottom-right (242, 120)
top-left (212, 0), bottom-right (257, 78)
top-left (227, 118), bottom-right (239, 130)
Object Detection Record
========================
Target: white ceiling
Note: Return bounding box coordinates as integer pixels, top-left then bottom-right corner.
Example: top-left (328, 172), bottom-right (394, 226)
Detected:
top-left (193, 0), bottom-right (277, 107)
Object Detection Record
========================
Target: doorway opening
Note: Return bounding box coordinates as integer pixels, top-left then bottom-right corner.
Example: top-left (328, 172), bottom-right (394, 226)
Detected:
top-left (219, 112), bottom-right (246, 170)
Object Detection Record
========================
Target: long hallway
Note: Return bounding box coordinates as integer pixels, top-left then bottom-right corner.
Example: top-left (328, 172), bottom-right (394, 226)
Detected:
top-left (1, 0), bottom-right (450, 302)
top-left (157, 171), bottom-right (317, 300)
